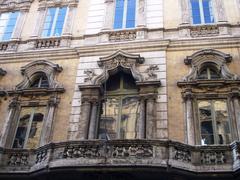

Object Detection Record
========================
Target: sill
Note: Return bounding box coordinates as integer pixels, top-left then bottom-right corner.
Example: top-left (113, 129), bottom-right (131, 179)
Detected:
top-left (177, 79), bottom-right (240, 87)
top-left (8, 87), bottom-right (65, 96)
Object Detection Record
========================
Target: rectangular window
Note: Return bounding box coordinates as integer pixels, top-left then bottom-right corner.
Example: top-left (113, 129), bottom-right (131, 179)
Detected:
top-left (190, 0), bottom-right (214, 24)
top-left (198, 100), bottom-right (232, 145)
top-left (41, 7), bottom-right (67, 37)
top-left (114, 0), bottom-right (136, 29)
top-left (12, 107), bottom-right (45, 149)
top-left (0, 11), bottom-right (19, 41)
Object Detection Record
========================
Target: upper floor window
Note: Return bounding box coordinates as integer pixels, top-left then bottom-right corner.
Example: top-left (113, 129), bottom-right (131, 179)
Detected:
top-left (0, 11), bottom-right (19, 41)
top-left (12, 107), bottom-right (45, 149)
top-left (114, 0), bottom-right (136, 29)
top-left (41, 7), bottom-right (67, 37)
top-left (30, 72), bottom-right (49, 88)
top-left (197, 63), bottom-right (221, 80)
top-left (190, 0), bottom-right (214, 24)
top-left (98, 71), bottom-right (139, 139)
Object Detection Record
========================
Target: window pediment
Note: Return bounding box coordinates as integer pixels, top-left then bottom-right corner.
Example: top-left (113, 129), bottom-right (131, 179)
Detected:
top-left (179, 49), bottom-right (239, 87)
top-left (16, 60), bottom-right (64, 91)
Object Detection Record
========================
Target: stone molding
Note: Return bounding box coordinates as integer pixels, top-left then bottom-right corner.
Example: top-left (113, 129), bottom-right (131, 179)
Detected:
top-left (190, 25), bottom-right (219, 37)
top-left (0, 0), bottom-right (33, 12)
top-left (38, 0), bottom-right (79, 9)
top-left (16, 60), bottom-right (64, 90)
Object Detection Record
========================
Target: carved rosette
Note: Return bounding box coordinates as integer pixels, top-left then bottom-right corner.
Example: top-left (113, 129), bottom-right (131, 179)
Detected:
top-left (8, 153), bottom-right (29, 166)
top-left (201, 151), bottom-right (226, 165)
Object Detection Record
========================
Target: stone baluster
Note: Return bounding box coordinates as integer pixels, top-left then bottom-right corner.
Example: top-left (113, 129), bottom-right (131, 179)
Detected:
top-left (39, 97), bottom-right (59, 147)
top-left (0, 98), bottom-right (20, 148)
top-left (138, 97), bottom-right (146, 139)
top-left (102, 0), bottom-right (114, 30)
top-left (88, 101), bottom-right (99, 139)
top-left (183, 90), bottom-right (195, 145)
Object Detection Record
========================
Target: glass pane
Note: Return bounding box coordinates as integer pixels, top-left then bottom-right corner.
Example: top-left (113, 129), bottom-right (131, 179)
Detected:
top-left (198, 101), bottom-right (214, 145)
top-left (25, 108), bottom-right (45, 149)
top-left (13, 108), bottom-right (32, 148)
top-left (120, 96), bottom-right (139, 139)
top-left (198, 69), bottom-right (208, 79)
top-left (114, 0), bottom-right (124, 29)
top-left (106, 73), bottom-right (121, 91)
top-left (209, 68), bottom-right (220, 79)
top-left (41, 8), bottom-right (56, 37)
top-left (126, 0), bottom-right (136, 28)
top-left (214, 100), bottom-right (231, 144)
top-left (53, 7), bottom-right (67, 36)
top-left (99, 98), bottom-right (119, 139)
top-left (202, 0), bottom-right (214, 23)
top-left (191, 0), bottom-right (201, 24)
top-left (123, 73), bottom-right (137, 89)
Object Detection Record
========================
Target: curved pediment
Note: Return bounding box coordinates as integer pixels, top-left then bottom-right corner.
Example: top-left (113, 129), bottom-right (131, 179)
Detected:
top-left (94, 50), bottom-right (145, 85)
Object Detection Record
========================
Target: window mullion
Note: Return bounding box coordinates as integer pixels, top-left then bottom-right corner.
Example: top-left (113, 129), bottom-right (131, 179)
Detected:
top-left (23, 107), bottom-right (35, 148)
top-left (211, 100), bottom-right (218, 144)
top-left (50, 8), bottom-right (59, 36)
top-left (123, 0), bottom-right (128, 28)
top-left (199, 0), bottom-right (205, 23)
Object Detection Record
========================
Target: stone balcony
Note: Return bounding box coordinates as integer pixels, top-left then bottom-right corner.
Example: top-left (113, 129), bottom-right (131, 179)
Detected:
top-left (0, 140), bottom-right (240, 179)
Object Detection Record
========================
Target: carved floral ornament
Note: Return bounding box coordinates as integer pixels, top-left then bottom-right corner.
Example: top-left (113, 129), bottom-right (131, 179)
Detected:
top-left (0, 0), bottom-right (33, 12)
top-left (38, 0), bottom-right (79, 9)
top-left (16, 60), bottom-right (64, 90)
top-left (179, 49), bottom-right (240, 83)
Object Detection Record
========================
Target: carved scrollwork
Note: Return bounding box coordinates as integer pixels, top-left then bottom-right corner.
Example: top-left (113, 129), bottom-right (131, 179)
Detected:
top-left (93, 50), bottom-right (145, 85)
top-left (109, 30), bottom-right (136, 42)
top-left (190, 25), bottom-right (219, 37)
top-left (63, 145), bottom-right (102, 158)
top-left (84, 69), bottom-right (97, 83)
top-left (173, 148), bottom-right (191, 162)
top-left (145, 65), bottom-right (159, 80)
top-left (112, 144), bottom-right (153, 158)
top-left (201, 151), bottom-right (226, 165)
top-left (8, 153), bottom-right (29, 166)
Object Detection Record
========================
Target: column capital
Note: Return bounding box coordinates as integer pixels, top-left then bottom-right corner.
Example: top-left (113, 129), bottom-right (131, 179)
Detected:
top-left (9, 98), bottom-right (20, 108)
top-left (48, 96), bottom-right (60, 106)
top-left (182, 89), bottom-right (194, 101)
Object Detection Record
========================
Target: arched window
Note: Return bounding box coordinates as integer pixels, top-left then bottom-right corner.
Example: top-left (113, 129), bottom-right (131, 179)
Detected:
top-left (12, 107), bottom-right (45, 149)
top-left (29, 72), bottom-right (49, 88)
top-left (98, 71), bottom-right (140, 139)
top-left (197, 63), bottom-right (221, 80)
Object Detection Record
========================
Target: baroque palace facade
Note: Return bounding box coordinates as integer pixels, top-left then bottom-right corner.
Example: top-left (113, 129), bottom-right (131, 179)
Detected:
top-left (0, 0), bottom-right (240, 179)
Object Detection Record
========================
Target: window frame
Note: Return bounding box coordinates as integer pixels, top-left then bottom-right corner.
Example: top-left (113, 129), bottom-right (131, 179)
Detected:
top-left (12, 106), bottom-right (46, 149)
top-left (98, 72), bottom-right (140, 140)
top-left (190, 0), bottom-right (215, 25)
top-left (113, 0), bottom-right (137, 29)
top-left (41, 6), bottom-right (68, 38)
top-left (0, 11), bottom-right (20, 42)
top-left (194, 98), bottom-right (233, 145)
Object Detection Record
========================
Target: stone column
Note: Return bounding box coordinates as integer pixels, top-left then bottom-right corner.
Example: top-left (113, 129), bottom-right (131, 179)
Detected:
top-left (102, 0), bottom-right (114, 30)
top-left (183, 90), bottom-right (195, 145)
top-left (39, 97), bottom-right (59, 147)
top-left (80, 99), bottom-right (92, 139)
top-left (136, 0), bottom-right (146, 27)
top-left (0, 99), bottom-right (20, 148)
top-left (214, 0), bottom-right (227, 22)
top-left (146, 97), bottom-right (155, 139)
top-left (138, 97), bottom-right (146, 139)
top-left (231, 90), bottom-right (240, 140)
top-left (88, 101), bottom-right (99, 139)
